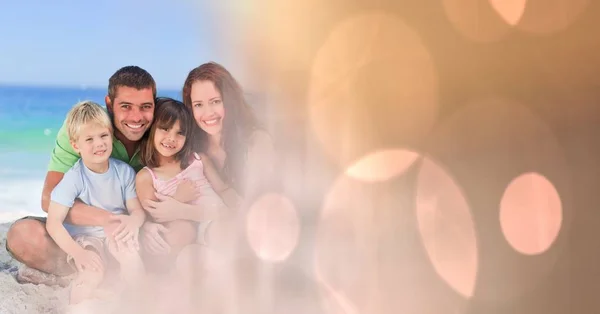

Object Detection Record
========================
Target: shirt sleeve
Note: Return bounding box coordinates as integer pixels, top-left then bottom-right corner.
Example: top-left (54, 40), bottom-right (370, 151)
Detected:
top-left (50, 167), bottom-right (82, 208)
top-left (121, 163), bottom-right (138, 201)
top-left (47, 120), bottom-right (80, 173)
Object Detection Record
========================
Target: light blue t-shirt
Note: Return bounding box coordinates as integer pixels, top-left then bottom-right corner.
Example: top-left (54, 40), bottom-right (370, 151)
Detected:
top-left (50, 157), bottom-right (138, 237)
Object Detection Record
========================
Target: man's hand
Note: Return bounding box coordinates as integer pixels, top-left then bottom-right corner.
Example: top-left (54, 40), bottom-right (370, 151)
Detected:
top-left (103, 214), bottom-right (141, 252)
top-left (141, 221), bottom-right (171, 255)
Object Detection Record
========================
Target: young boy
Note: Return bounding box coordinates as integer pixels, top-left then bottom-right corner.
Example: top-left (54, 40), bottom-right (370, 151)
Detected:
top-left (45, 100), bottom-right (146, 304)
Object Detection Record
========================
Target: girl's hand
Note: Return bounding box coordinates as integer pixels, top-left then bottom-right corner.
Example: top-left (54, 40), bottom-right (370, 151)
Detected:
top-left (141, 221), bottom-right (171, 255)
top-left (144, 193), bottom-right (186, 223)
top-left (173, 179), bottom-right (199, 203)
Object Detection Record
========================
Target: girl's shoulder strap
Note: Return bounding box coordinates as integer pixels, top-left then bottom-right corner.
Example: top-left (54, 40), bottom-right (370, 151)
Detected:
top-left (142, 166), bottom-right (157, 181)
top-left (193, 152), bottom-right (201, 161)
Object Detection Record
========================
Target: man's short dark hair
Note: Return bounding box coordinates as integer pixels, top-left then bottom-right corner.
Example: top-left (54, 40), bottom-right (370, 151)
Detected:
top-left (108, 66), bottom-right (156, 101)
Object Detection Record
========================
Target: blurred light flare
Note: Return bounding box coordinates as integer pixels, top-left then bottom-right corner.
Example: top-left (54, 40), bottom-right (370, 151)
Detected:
top-left (489, 0), bottom-right (527, 25)
top-left (500, 172), bottom-right (563, 255)
top-left (415, 157), bottom-right (479, 299)
top-left (308, 12), bottom-right (439, 170)
top-left (246, 193), bottom-right (301, 262)
top-left (345, 149), bottom-right (421, 183)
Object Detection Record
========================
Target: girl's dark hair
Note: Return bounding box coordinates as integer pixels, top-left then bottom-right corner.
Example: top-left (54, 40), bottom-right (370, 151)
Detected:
top-left (182, 62), bottom-right (261, 192)
top-left (139, 97), bottom-right (194, 169)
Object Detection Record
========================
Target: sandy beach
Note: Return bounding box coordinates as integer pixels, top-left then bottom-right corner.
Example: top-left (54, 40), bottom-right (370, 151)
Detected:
top-left (0, 222), bottom-right (181, 314)
top-left (0, 223), bottom-right (70, 314)
top-left (0, 221), bottom-right (284, 314)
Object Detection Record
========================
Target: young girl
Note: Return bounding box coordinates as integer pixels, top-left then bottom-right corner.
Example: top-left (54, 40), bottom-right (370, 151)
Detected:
top-left (135, 97), bottom-right (225, 272)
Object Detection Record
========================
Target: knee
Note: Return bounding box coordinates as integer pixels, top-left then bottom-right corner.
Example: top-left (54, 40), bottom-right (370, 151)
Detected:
top-left (109, 243), bottom-right (142, 265)
top-left (164, 221), bottom-right (197, 250)
top-left (6, 219), bottom-right (47, 258)
top-left (205, 218), bottom-right (239, 248)
top-left (79, 268), bottom-right (105, 286)
top-left (176, 244), bottom-right (209, 277)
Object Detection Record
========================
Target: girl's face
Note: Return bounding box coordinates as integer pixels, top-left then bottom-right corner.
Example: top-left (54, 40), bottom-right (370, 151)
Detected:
top-left (153, 120), bottom-right (186, 159)
top-left (190, 80), bottom-right (226, 136)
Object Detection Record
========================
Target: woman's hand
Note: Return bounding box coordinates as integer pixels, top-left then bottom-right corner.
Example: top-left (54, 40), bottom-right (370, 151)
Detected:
top-left (141, 221), bottom-right (170, 255)
top-left (144, 193), bottom-right (187, 223)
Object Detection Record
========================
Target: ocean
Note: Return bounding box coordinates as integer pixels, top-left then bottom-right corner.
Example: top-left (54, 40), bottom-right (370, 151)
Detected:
top-left (0, 85), bottom-right (181, 223)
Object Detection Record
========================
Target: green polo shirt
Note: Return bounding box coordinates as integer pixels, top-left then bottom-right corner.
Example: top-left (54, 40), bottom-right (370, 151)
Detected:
top-left (47, 112), bottom-right (143, 173)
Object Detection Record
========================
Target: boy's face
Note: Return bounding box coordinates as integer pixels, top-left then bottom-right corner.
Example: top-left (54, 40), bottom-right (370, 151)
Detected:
top-left (106, 86), bottom-right (155, 143)
top-left (71, 123), bottom-right (113, 165)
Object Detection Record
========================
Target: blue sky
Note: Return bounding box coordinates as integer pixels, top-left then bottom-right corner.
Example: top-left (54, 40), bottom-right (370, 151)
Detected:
top-left (0, 0), bottom-right (224, 89)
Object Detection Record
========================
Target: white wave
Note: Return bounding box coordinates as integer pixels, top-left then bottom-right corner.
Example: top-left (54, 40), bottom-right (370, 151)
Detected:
top-left (0, 178), bottom-right (46, 223)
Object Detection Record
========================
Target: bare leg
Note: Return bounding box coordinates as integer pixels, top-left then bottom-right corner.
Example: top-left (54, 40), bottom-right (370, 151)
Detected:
top-left (174, 216), bottom-right (243, 313)
top-left (143, 220), bottom-right (197, 273)
top-left (6, 218), bottom-right (74, 276)
top-left (70, 262), bottom-right (105, 304)
top-left (108, 239), bottom-right (145, 287)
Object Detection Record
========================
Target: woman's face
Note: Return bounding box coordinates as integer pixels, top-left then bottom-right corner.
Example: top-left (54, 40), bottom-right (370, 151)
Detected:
top-left (190, 80), bottom-right (225, 136)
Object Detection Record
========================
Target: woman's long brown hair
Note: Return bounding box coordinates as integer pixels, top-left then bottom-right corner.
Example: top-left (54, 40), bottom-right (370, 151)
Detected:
top-left (182, 62), bottom-right (261, 193)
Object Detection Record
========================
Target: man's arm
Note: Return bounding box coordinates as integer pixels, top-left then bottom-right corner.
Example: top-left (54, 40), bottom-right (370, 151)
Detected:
top-left (42, 171), bottom-right (112, 226)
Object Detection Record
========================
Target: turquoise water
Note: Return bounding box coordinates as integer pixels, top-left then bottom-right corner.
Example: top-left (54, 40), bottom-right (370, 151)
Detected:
top-left (0, 85), bottom-right (180, 221)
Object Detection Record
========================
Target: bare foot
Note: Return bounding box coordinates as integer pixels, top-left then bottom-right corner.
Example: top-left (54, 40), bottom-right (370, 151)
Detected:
top-left (16, 265), bottom-right (75, 287)
top-left (69, 270), bottom-right (104, 304)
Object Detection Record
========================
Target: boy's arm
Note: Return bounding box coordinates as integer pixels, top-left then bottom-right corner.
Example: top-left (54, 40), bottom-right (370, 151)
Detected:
top-left (46, 201), bottom-right (86, 258)
top-left (125, 197), bottom-right (146, 227)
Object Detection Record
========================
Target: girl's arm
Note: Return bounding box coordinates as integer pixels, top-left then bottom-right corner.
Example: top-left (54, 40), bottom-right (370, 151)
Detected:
top-left (148, 192), bottom-right (227, 223)
top-left (135, 169), bottom-right (159, 215)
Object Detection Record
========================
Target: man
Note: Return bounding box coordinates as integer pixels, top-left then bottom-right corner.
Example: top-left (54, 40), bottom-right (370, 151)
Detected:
top-left (5, 65), bottom-right (165, 285)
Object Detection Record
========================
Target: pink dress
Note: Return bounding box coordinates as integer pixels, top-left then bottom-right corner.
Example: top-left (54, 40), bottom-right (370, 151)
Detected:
top-left (144, 153), bottom-right (225, 244)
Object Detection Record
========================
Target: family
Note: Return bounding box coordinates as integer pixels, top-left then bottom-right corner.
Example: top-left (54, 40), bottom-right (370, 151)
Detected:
top-left (4, 62), bottom-right (276, 305)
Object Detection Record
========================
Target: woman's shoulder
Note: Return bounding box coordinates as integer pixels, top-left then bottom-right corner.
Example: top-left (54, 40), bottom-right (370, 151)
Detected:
top-left (246, 130), bottom-right (276, 164)
top-left (248, 130), bottom-right (274, 149)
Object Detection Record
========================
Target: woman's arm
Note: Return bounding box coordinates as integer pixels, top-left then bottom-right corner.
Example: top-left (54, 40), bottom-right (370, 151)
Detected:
top-left (199, 154), bottom-right (243, 210)
top-left (205, 130), bottom-right (277, 208)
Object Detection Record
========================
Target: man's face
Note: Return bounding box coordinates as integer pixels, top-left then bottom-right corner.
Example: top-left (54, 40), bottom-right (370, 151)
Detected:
top-left (106, 86), bottom-right (154, 143)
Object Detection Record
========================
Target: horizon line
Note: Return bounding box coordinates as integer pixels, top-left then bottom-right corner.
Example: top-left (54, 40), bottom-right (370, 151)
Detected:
top-left (0, 82), bottom-right (182, 92)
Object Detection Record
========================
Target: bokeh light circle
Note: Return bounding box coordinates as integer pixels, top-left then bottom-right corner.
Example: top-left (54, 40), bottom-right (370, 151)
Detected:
top-left (345, 149), bottom-right (421, 183)
top-left (308, 12), bottom-right (438, 170)
top-left (500, 172), bottom-right (563, 255)
top-left (416, 157), bottom-right (479, 298)
top-left (246, 193), bottom-right (300, 262)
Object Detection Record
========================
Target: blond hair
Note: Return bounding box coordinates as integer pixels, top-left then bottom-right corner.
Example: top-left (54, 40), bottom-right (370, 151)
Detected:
top-left (66, 100), bottom-right (112, 141)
